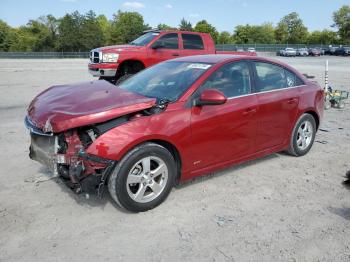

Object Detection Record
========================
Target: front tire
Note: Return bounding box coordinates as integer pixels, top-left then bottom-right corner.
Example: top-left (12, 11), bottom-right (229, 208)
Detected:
top-left (287, 114), bottom-right (316, 156)
top-left (108, 143), bottom-right (176, 212)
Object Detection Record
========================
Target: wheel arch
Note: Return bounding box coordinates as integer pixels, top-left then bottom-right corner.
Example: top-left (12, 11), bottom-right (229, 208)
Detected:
top-left (110, 138), bottom-right (183, 184)
top-left (303, 110), bottom-right (320, 130)
top-left (117, 59), bottom-right (145, 75)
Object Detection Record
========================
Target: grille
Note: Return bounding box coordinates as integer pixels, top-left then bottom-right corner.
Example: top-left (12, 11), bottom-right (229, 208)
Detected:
top-left (90, 51), bottom-right (100, 63)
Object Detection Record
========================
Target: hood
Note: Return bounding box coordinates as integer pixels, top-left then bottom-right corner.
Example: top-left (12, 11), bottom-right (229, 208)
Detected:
top-left (27, 80), bottom-right (156, 133)
top-left (97, 44), bottom-right (145, 53)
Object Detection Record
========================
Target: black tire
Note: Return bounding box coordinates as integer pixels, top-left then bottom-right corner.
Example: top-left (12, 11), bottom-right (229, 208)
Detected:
top-left (99, 76), bottom-right (116, 84)
top-left (324, 100), bottom-right (331, 110)
top-left (108, 142), bottom-right (176, 212)
top-left (115, 74), bottom-right (133, 85)
top-left (287, 113), bottom-right (317, 157)
top-left (338, 101), bottom-right (345, 109)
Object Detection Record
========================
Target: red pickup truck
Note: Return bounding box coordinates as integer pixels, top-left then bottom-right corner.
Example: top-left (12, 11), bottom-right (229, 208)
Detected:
top-left (88, 30), bottom-right (256, 84)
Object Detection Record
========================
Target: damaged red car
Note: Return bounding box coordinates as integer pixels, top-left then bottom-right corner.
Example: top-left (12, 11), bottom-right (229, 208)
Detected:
top-left (25, 55), bottom-right (324, 212)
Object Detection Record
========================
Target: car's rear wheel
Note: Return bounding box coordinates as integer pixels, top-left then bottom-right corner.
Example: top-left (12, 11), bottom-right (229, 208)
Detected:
top-left (108, 142), bottom-right (176, 212)
top-left (287, 113), bottom-right (316, 156)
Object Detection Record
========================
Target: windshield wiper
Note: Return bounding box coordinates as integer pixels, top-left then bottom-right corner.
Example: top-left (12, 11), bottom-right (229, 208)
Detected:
top-left (158, 98), bottom-right (172, 106)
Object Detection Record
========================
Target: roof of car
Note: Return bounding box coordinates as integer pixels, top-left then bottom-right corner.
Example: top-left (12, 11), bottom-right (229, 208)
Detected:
top-left (171, 54), bottom-right (250, 64)
top-left (169, 54), bottom-right (303, 77)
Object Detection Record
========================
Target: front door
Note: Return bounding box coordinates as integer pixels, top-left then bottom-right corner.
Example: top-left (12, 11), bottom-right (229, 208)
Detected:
top-left (148, 33), bottom-right (180, 65)
top-left (189, 61), bottom-right (258, 171)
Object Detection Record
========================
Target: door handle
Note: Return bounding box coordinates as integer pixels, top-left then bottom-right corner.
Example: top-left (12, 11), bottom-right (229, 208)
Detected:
top-left (243, 108), bottom-right (257, 115)
top-left (172, 53), bottom-right (180, 56)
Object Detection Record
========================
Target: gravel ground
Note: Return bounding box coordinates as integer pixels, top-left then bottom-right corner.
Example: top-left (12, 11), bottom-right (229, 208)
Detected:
top-left (0, 56), bottom-right (350, 262)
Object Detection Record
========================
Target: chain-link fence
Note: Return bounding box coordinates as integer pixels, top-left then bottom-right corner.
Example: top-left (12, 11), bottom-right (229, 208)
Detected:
top-left (0, 52), bottom-right (90, 59)
top-left (0, 44), bottom-right (340, 58)
top-left (215, 44), bottom-right (336, 52)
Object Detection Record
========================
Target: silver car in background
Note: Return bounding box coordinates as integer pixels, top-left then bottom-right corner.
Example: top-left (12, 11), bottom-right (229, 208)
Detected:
top-left (297, 48), bottom-right (309, 56)
top-left (279, 48), bottom-right (297, 57)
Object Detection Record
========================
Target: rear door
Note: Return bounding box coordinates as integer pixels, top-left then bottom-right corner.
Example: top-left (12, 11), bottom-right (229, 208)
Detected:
top-left (180, 33), bottom-right (208, 57)
top-left (189, 61), bottom-right (258, 171)
top-left (252, 61), bottom-right (302, 151)
top-left (148, 33), bottom-right (180, 64)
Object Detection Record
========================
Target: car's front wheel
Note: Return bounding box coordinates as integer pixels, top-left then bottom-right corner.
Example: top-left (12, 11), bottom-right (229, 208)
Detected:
top-left (108, 142), bottom-right (176, 212)
top-left (287, 113), bottom-right (316, 156)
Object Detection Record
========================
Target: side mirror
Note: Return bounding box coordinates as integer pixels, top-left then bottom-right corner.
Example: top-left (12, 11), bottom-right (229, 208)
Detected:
top-left (195, 89), bottom-right (227, 106)
top-left (151, 42), bottom-right (165, 49)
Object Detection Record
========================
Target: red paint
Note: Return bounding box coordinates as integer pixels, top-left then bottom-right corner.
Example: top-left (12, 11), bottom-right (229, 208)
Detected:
top-left (27, 80), bottom-right (156, 132)
top-left (28, 55), bottom-right (324, 183)
top-left (88, 31), bottom-right (256, 75)
top-left (199, 89), bottom-right (227, 104)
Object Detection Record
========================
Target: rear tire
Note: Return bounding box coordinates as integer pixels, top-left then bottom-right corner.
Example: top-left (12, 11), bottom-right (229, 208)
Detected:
top-left (108, 142), bottom-right (176, 212)
top-left (287, 113), bottom-right (316, 157)
top-left (338, 101), bottom-right (345, 109)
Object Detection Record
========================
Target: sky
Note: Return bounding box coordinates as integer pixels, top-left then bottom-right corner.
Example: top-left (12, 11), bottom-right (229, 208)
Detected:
top-left (0, 0), bottom-right (348, 32)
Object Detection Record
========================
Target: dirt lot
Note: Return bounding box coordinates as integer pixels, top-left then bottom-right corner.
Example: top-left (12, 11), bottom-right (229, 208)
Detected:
top-left (0, 56), bottom-right (350, 262)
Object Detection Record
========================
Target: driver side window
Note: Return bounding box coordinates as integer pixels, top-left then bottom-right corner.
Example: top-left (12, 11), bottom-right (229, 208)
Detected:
top-left (198, 61), bottom-right (251, 98)
top-left (153, 33), bottom-right (179, 49)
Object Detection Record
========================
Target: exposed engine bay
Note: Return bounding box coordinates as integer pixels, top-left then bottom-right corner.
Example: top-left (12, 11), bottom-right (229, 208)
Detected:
top-left (26, 103), bottom-right (167, 196)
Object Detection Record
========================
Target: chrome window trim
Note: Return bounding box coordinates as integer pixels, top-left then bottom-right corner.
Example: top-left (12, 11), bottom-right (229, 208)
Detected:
top-left (227, 84), bottom-right (306, 100)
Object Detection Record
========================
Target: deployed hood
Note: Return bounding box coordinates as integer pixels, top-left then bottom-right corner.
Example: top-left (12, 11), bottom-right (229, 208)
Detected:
top-left (27, 80), bottom-right (156, 133)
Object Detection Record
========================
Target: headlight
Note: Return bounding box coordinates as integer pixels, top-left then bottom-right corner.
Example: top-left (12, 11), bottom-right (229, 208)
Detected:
top-left (102, 53), bottom-right (119, 63)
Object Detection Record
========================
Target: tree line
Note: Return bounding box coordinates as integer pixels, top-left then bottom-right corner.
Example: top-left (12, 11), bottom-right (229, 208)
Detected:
top-left (0, 5), bottom-right (349, 52)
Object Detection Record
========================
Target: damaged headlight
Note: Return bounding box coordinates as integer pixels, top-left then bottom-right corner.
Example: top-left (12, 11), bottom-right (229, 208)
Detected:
top-left (102, 53), bottom-right (119, 63)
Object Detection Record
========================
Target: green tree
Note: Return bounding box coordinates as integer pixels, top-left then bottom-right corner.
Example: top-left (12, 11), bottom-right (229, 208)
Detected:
top-left (110, 10), bottom-right (149, 44)
top-left (9, 19), bottom-right (55, 51)
top-left (218, 31), bottom-right (233, 44)
top-left (179, 18), bottom-right (193, 31)
top-left (0, 20), bottom-right (13, 51)
top-left (56, 11), bottom-right (84, 51)
top-left (233, 24), bottom-right (251, 44)
top-left (157, 23), bottom-right (172, 30)
top-left (275, 12), bottom-right (308, 43)
top-left (333, 5), bottom-right (350, 43)
top-left (194, 20), bottom-right (219, 43)
top-left (307, 30), bottom-right (338, 44)
top-left (97, 14), bottom-right (112, 45)
top-left (80, 10), bottom-right (104, 50)
top-left (233, 23), bottom-right (275, 44)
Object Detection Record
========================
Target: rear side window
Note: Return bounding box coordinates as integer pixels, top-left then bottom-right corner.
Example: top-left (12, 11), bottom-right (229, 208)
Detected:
top-left (254, 62), bottom-right (286, 92)
top-left (198, 61), bottom-right (251, 98)
top-left (254, 62), bottom-right (304, 92)
top-left (182, 34), bottom-right (204, 50)
top-left (285, 69), bottom-right (304, 87)
top-left (154, 33), bottom-right (179, 49)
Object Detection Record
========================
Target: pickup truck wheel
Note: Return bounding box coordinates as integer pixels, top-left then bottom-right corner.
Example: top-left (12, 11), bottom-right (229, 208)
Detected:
top-left (108, 142), bottom-right (176, 212)
top-left (99, 76), bottom-right (116, 84)
top-left (287, 113), bottom-right (316, 157)
top-left (115, 74), bottom-right (133, 85)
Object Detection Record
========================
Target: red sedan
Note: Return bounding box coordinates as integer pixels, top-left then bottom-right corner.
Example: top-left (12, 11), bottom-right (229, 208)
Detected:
top-left (25, 55), bottom-right (324, 212)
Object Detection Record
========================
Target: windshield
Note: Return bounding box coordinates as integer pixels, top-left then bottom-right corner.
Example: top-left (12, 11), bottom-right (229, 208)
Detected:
top-left (129, 32), bottom-right (159, 46)
top-left (118, 61), bottom-right (212, 102)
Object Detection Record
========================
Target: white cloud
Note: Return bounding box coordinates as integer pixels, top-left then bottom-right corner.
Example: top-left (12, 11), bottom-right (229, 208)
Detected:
top-left (165, 4), bottom-right (173, 9)
top-left (189, 13), bottom-right (200, 18)
top-left (122, 1), bottom-right (145, 9)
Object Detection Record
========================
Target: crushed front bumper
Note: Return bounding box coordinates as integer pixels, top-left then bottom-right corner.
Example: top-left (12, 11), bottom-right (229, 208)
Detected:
top-left (29, 133), bottom-right (60, 175)
top-left (25, 116), bottom-right (59, 175)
